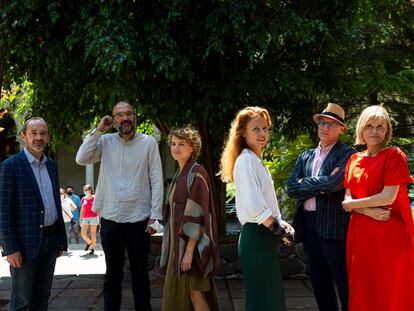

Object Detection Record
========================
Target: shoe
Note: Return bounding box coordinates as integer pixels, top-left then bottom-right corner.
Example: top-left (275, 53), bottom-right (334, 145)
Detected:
top-left (85, 243), bottom-right (91, 251)
top-left (88, 249), bottom-right (95, 255)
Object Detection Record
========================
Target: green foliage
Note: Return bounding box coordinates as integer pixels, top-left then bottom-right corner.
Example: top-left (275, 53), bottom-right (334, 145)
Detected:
top-left (264, 134), bottom-right (314, 220)
top-left (1, 0), bottom-right (414, 228)
top-left (0, 80), bottom-right (34, 129)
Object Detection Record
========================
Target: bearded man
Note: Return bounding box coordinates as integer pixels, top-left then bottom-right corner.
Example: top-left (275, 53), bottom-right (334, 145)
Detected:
top-left (0, 117), bottom-right (67, 310)
top-left (76, 102), bottom-right (163, 311)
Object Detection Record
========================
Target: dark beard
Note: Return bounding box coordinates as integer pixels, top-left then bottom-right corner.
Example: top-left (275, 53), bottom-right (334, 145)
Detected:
top-left (118, 120), bottom-right (135, 135)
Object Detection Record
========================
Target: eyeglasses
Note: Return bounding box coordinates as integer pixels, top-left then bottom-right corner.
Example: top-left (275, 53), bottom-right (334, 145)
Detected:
top-left (317, 120), bottom-right (339, 129)
top-left (113, 111), bottom-right (135, 119)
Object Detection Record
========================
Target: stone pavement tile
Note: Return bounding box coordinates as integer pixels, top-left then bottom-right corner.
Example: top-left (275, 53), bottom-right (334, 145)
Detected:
top-left (95, 297), bottom-right (104, 308)
top-left (286, 297), bottom-right (318, 310)
top-left (48, 309), bottom-right (90, 311)
top-left (150, 278), bottom-right (164, 298)
top-left (218, 291), bottom-right (230, 299)
top-left (215, 279), bottom-right (227, 289)
top-left (229, 288), bottom-right (245, 298)
top-left (284, 279), bottom-right (309, 289)
top-left (55, 288), bottom-right (101, 298)
top-left (284, 281), bottom-right (313, 297)
top-left (219, 297), bottom-right (233, 309)
top-left (285, 287), bottom-right (314, 298)
top-left (121, 288), bottom-right (134, 298)
top-left (151, 297), bottom-right (162, 310)
top-left (225, 279), bottom-right (244, 289)
top-left (151, 286), bottom-right (164, 298)
top-left (232, 298), bottom-right (244, 311)
top-left (50, 277), bottom-right (77, 289)
top-left (66, 276), bottom-right (104, 289)
top-left (118, 298), bottom-right (134, 309)
top-left (0, 289), bottom-right (8, 300)
top-left (94, 297), bottom-right (136, 310)
top-left (0, 279), bottom-right (10, 290)
top-left (48, 297), bottom-right (96, 309)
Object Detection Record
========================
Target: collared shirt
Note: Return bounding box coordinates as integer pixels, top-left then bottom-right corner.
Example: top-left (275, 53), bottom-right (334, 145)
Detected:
top-left (303, 141), bottom-right (336, 211)
top-left (23, 148), bottom-right (58, 226)
top-left (75, 131), bottom-right (163, 223)
top-left (233, 148), bottom-right (282, 225)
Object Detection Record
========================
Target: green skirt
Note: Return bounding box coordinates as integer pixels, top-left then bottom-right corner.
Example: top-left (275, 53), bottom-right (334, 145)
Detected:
top-left (238, 223), bottom-right (286, 311)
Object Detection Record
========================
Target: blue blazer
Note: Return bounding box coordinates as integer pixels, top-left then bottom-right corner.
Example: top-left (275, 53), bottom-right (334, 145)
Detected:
top-left (287, 141), bottom-right (356, 242)
top-left (0, 151), bottom-right (67, 260)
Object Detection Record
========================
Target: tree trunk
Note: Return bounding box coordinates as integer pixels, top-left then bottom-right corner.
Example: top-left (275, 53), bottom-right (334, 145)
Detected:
top-left (198, 121), bottom-right (226, 236)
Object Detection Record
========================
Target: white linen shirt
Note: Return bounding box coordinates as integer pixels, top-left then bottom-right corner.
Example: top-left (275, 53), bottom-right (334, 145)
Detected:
top-left (76, 131), bottom-right (163, 223)
top-left (233, 148), bottom-right (282, 225)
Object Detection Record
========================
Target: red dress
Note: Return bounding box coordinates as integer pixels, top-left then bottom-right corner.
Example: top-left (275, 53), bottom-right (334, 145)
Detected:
top-left (345, 147), bottom-right (414, 311)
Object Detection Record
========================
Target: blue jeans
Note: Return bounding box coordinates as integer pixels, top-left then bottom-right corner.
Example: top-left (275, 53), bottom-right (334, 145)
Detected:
top-left (8, 233), bottom-right (58, 311)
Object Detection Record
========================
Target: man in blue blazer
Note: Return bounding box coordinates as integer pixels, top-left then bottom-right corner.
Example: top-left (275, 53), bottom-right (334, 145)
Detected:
top-left (0, 117), bottom-right (67, 310)
top-left (287, 104), bottom-right (356, 311)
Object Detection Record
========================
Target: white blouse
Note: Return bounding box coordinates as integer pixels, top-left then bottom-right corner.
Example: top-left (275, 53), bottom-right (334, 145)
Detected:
top-left (233, 148), bottom-right (282, 225)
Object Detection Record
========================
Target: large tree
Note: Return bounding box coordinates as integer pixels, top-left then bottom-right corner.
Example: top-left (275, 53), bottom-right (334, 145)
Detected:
top-left (1, 0), bottom-right (413, 231)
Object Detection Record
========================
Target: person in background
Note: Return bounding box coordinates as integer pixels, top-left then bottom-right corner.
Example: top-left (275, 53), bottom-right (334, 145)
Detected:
top-left (76, 101), bottom-right (163, 311)
top-left (60, 188), bottom-right (76, 249)
top-left (80, 184), bottom-right (98, 255)
top-left (65, 185), bottom-right (82, 244)
top-left (342, 105), bottom-right (414, 310)
top-left (219, 106), bottom-right (294, 311)
top-left (160, 127), bottom-right (220, 311)
top-left (0, 117), bottom-right (67, 310)
top-left (286, 103), bottom-right (355, 311)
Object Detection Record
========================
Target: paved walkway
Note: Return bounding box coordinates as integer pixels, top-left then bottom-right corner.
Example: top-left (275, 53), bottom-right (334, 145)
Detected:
top-left (0, 242), bottom-right (318, 310)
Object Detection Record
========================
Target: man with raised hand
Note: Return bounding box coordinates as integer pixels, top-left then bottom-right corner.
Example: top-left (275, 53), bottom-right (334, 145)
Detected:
top-left (76, 102), bottom-right (163, 311)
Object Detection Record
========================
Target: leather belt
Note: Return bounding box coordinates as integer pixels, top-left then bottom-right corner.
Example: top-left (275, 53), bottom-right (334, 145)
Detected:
top-left (43, 223), bottom-right (58, 235)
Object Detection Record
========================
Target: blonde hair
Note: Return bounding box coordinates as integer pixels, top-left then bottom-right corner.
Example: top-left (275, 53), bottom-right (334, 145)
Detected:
top-left (355, 105), bottom-right (393, 145)
top-left (168, 126), bottom-right (202, 160)
top-left (219, 106), bottom-right (271, 183)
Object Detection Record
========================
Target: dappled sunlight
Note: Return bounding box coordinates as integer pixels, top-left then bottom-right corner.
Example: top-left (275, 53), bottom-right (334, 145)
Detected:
top-left (0, 245), bottom-right (106, 277)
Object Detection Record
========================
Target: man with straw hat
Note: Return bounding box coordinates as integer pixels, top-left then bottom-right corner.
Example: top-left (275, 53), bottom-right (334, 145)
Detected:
top-left (287, 103), bottom-right (355, 311)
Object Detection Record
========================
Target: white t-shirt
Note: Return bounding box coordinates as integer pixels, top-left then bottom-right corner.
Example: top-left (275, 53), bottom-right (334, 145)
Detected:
top-left (61, 197), bottom-right (74, 223)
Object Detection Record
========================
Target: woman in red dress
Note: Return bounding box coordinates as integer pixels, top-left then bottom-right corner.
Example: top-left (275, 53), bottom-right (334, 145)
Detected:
top-left (343, 105), bottom-right (414, 311)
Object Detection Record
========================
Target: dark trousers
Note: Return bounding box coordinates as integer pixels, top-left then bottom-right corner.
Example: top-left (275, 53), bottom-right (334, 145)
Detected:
top-left (302, 212), bottom-right (348, 311)
top-left (100, 218), bottom-right (151, 311)
top-left (9, 233), bottom-right (58, 311)
top-left (238, 223), bottom-right (286, 311)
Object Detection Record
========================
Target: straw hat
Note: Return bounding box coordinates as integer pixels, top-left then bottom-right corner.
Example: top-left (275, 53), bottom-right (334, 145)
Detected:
top-left (313, 103), bottom-right (346, 127)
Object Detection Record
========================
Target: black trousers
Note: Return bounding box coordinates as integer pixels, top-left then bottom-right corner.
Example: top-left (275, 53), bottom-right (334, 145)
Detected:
top-left (100, 217), bottom-right (152, 311)
top-left (302, 211), bottom-right (348, 311)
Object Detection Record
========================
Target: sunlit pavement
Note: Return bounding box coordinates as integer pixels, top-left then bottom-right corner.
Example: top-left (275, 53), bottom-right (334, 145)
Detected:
top-left (0, 242), bottom-right (319, 310)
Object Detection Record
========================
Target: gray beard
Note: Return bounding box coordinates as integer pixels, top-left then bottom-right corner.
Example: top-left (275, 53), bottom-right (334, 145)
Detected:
top-left (32, 144), bottom-right (45, 153)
